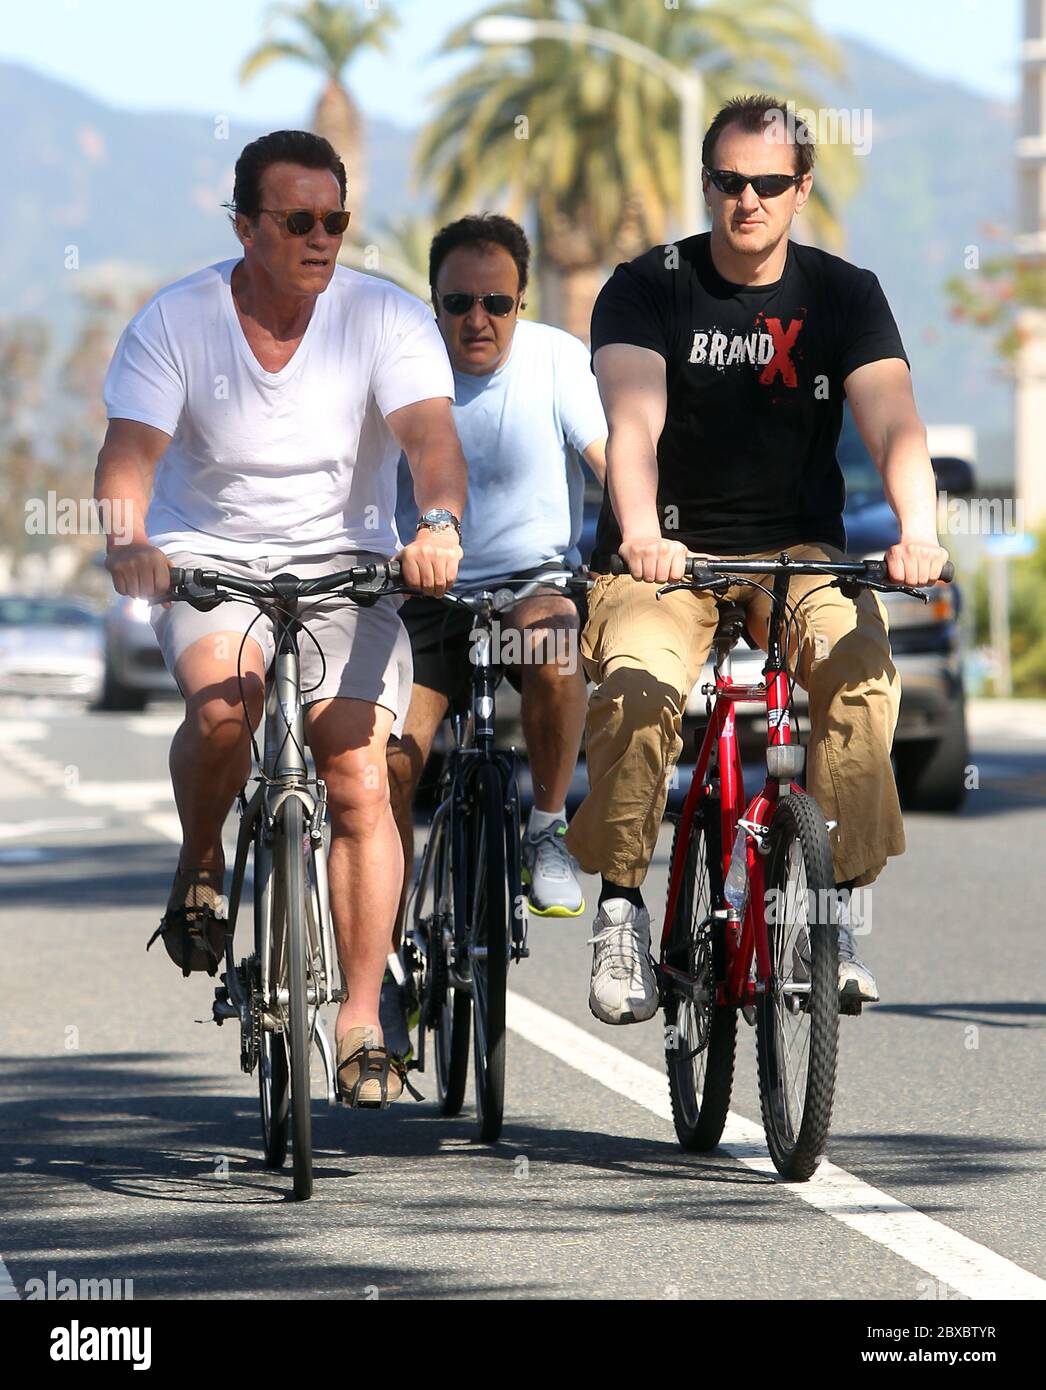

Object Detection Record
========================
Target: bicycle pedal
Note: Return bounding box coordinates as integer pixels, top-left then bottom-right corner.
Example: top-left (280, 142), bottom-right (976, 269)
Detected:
top-left (839, 996), bottom-right (863, 1017)
top-left (741, 1004), bottom-right (757, 1026)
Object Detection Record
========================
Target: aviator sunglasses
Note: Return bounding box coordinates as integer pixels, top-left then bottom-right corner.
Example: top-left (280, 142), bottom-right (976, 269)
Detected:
top-left (704, 168), bottom-right (804, 198)
top-left (437, 291), bottom-right (518, 317)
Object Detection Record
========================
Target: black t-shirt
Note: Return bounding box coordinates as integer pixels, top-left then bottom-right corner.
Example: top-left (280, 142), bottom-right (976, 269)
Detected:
top-left (589, 232), bottom-right (908, 566)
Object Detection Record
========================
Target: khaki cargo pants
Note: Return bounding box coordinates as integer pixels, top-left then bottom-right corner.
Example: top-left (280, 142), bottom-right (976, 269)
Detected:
top-left (564, 544), bottom-right (905, 890)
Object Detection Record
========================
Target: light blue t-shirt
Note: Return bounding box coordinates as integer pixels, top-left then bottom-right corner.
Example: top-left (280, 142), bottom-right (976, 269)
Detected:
top-left (396, 318), bottom-right (606, 587)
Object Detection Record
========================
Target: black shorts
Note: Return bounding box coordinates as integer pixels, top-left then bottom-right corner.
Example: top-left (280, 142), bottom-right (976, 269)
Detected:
top-left (399, 595), bottom-right (523, 711)
top-left (400, 570), bottom-right (586, 712)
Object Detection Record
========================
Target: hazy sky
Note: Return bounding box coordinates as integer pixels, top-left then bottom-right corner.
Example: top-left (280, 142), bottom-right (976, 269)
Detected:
top-left (1, 0), bottom-right (1019, 128)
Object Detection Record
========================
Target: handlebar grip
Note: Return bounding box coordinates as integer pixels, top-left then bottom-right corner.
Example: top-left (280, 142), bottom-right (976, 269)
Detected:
top-left (606, 553), bottom-right (701, 578)
top-left (865, 558), bottom-right (955, 584)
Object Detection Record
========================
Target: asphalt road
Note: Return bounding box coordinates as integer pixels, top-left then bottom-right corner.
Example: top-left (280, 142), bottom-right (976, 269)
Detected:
top-left (0, 696), bottom-right (1043, 1301)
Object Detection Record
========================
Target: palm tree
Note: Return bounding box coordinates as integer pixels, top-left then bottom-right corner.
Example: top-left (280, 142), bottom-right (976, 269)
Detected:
top-left (418, 0), bottom-right (854, 340)
top-left (240, 0), bottom-right (398, 240)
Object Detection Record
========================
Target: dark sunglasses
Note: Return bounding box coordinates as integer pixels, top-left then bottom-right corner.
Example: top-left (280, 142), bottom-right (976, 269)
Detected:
top-left (704, 168), bottom-right (804, 198)
top-left (260, 208), bottom-right (351, 236)
top-left (438, 292), bottom-right (517, 317)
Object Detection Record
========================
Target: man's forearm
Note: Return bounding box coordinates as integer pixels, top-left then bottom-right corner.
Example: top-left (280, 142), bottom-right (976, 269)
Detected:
top-left (409, 441), bottom-right (467, 520)
top-left (94, 452), bottom-right (152, 551)
top-left (879, 425), bottom-right (939, 542)
top-left (607, 423), bottom-right (661, 540)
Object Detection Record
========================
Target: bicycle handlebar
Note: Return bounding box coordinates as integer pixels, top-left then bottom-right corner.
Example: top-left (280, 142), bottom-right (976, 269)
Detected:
top-left (163, 560), bottom-right (402, 605)
top-left (604, 553), bottom-right (954, 587)
top-left (160, 560), bottom-right (588, 612)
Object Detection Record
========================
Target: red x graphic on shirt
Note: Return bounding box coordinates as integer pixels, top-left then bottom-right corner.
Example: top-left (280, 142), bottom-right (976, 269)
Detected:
top-left (759, 317), bottom-right (802, 387)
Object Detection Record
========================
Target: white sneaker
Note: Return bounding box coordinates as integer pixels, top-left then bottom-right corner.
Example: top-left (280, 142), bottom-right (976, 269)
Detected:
top-left (837, 920), bottom-right (879, 1003)
top-left (588, 899), bottom-right (658, 1025)
top-left (790, 907), bottom-right (879, 1005)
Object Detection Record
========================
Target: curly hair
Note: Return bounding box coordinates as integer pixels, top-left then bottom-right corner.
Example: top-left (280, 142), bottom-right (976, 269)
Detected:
top-left (428, 213), bottom-right (530, 296)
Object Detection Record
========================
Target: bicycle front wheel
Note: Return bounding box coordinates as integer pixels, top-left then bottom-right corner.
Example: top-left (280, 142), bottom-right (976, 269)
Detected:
top-left (756, 791), bottom-right (838, 1181)
top-left (468, 763), bottom-right (509, 1143)
top-left (663, 799), bottom-right (737, 1152)
top-left (255, 828), bottom-right (289, 1168)
top-left (279, 796), bottom-right (313, 1200)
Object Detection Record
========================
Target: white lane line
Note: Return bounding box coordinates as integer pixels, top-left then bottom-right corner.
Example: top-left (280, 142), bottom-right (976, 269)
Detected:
top-left (0, 721), bottom-right (47, 743)
top-left (67, 780), bottom-right (173, 809)
top-left (0, 1253), bottom-right (18, 1300)
top-left (0, 817), bottom-right (108, 842)
top-left (125, 712), bottom-right (183, 737)
top-left (142, 812), bottom-right (183, 844)
top-left (506, 990), bottom-right (1046, 1301)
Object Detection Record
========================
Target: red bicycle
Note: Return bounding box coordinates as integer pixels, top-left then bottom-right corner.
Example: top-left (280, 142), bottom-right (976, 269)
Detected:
top-left (622, 552), bottom-right (953, 1180)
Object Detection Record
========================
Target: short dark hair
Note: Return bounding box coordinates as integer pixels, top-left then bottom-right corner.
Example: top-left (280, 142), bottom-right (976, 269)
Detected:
top-left (702, 95), bottom-right (815, 177)
top-left (429, 214), bottom-right (530, 296)
top-left (228, 130), bottom-right (347, 222)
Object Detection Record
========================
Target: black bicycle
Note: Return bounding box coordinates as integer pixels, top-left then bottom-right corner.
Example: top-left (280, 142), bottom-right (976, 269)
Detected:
top-left (403, 567), bottom-right (588, 1142)
top-left (161, 559), bottom-right (402, 1200)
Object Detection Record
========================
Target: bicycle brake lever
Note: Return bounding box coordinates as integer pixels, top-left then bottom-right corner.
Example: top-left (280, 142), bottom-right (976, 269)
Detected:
top-left (656, 578), bottom-right (731, 601)
top-left (181, 573), bottom-right (225, 612)
top-left (838, 577), bottom-right (929, 603)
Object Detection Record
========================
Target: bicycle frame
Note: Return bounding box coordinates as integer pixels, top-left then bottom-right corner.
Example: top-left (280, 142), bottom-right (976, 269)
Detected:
top-left (406, 595), bottom-right (524, 1075)
top-left (661, 569), bottom-right (803, 1013)
top-left (217, 588), bottom-right (340, 1098)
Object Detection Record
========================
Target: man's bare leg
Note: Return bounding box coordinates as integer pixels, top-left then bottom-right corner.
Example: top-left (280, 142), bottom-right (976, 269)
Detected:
top-left (168, 632), bottom-right (266, 877)
top-left (510, 594), bottom-right (586, 812)
top-left (306, 698), bottom-right (404, 1044)
top-left (386, 683), bottom-right (449, 951)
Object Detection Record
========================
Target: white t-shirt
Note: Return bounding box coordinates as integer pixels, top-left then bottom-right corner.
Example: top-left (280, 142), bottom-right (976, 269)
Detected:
top-left (103, 258), bottom-right (454, 560)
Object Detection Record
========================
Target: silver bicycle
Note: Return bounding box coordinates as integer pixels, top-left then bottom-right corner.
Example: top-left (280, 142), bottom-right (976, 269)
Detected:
top-left (164, 559), bottom-right (401, 1201)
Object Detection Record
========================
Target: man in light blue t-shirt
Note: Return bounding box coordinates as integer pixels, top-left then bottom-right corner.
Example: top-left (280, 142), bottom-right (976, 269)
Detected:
top-left (386, 214), bottom-right (606, 1052)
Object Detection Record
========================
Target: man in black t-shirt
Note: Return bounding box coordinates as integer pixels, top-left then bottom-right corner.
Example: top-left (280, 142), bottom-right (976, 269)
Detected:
top-left (565, 94), bottom-right (950, 1026)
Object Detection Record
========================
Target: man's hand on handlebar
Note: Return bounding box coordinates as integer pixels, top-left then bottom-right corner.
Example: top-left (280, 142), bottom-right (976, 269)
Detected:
top-left (397, 527), bottom-right (462, 598)
top-left (884, 538), bottom-right (951, 588)
top-left (105, 543), bottom-right (172, 601)
top-left (617, 536), bottom-right (719, 585)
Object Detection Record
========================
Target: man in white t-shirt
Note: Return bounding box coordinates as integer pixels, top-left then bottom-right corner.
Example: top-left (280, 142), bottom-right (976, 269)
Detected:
top-left (96, 130), bottom-right (466, 1107)
top-left (385, 214), bottom-right (607, 1057)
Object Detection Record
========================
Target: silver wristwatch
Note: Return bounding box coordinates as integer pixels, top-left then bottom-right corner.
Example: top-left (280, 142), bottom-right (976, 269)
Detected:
top-left (416, 507), bottom-right (461, 538)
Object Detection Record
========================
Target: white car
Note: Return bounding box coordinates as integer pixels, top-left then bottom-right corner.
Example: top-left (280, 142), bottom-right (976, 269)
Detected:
top-left (0, 595), bottom-right (105, 701)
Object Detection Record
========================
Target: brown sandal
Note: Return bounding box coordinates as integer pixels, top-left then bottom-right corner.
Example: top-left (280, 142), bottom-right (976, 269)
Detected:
top-left (336, 1026), bottom-right (422, 1108)
top-left (147, 863), bottom-right (227, 977)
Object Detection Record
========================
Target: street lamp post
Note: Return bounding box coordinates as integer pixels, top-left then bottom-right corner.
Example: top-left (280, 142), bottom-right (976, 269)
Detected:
top-left (472, 15), bottom-right (705, 238)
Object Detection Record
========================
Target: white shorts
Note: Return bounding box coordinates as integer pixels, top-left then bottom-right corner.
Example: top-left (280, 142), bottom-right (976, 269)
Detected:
top-left (151, 550), bottom-right (413, 737)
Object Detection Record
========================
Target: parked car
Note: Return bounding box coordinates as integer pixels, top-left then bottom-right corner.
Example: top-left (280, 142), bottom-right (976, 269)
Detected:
top-left (0, 595), bottom-right (104, 701)
top-left (100, 594), bottom-right (177, 710)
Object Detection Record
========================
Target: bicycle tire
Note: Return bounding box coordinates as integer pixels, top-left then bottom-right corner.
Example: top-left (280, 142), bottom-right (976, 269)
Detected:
top-left (756, 790), bottom-right (838, 1181)
top-left (279, 795), bottom-right (313, 1200)
top-left (663, 800), bottom-right (737, 1152)
top-left (432, 798), bottom-right (471, 1115)
top-left (255, 830), bottom-right (289, 1168)
top-left (469, 762), bottom-right (508, 1143)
